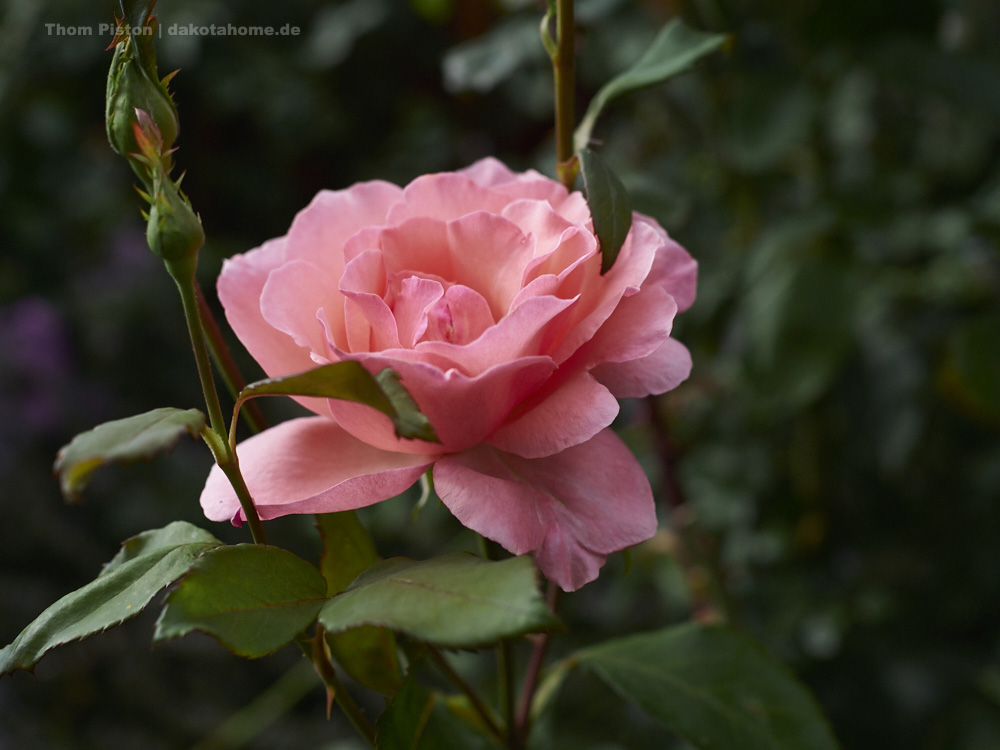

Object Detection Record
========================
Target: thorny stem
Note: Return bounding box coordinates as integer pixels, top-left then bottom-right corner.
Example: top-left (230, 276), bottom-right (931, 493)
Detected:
top-left (427, 646), bottom-right (504, 744)
top-left (173, 265), bottom-right (228, 443)
top-left (219, 456), bottom-right (268, 546)
top-left (552, 0), bottom-right (577, 189)
top-left (303, 629), bottom-right (376, 747)
top-left (171, 260), bottom-right (266, 545)
top-left (194, 280), bottom-right (268, 434)
top-left (514, 582), bottom-right (560, 738)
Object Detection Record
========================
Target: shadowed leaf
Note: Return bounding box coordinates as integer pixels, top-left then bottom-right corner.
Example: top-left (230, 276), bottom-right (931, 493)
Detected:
top-left (0, 522), bottom-right (221, 676)
top-left (54, 407), bottom-right (206, 502)
top-left (317, 511), bottom-right (403, 694)
top-left (576, 623), bottom-right (840, 750)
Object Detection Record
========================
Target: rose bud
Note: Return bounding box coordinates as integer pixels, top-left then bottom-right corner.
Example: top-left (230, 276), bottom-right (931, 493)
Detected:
top-left (105, 13), bottom-right (179, 183)
top-left (144, 173), bottom-right (204, 270)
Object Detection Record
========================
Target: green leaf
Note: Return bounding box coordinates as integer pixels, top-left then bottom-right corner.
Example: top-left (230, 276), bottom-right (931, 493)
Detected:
top-left (374, 368), bottom-right (438, 443)
top-left (579, 148), bottom-right (633, 274)
top-left (317, 511), bottom-right (380, 595)
top-left (317, 512), bottom-right (404, 694)
top-left (442, 16), bottom-right (545, 94)
top-left (236, 361), bottom-right (438, 443)
top-left (576, 623), bottom-right (840, 750)
top-left (376, 671), bottom-right (500, 750)
top-left (319, 553), bottom-right (560, 648)
top-left (53, 407), bottom-right (206, 502)
top-left (154, 544), bottom-right (328, 658)
top-left (0, 522), bottom-right (221, 676)
top-left (575, 19), bottom-right (729, 152)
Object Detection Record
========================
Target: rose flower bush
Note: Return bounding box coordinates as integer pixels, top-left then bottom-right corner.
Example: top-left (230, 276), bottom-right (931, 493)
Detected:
top-left (201, 158), bottom-right (696, 591)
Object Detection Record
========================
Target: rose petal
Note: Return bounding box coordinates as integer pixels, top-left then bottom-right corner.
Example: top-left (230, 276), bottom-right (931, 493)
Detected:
top-left (386, 173), bottom-right (512, 225)
top-left (571, 285), bottom-right (678, 370)
top-left (285, 181), bottom-right (403, 280)
top-left (458, 157), bottom-right (521, 187)
top-left (591, 337), bottom-right (693, 398)
top-left (381, 213), bottom-right (534, 319)
top-left (421, 284), bottom-right (495, 346)
top-left (434, 429), bottom-right (658, 591)
top-left (487, 370), bottom-right (619, 458)
top-left (260, 259), bottom-right (346, 357)
top-left (643, 226), bottom-right (698, 313)
top-left (327, 354), bottom-right (557, 454)
top-left (548, 217), bottom-right (663, 364)
top-left (218, 237), bottom-right (316, 377)
top-left (200, 416), bottom-right (433, 523)
top-left (444, 212), bottom-right (534, 317)
top-left (414, 294), bottom-right (575, 376)
top-left (220, 247), bottom-right (335, 416)
top-left (392, 276), bottom-right (445, 348)
top-left (340, 250), bottom-right (400, 352)
top-left (459, 157), bottom-right (572, 208)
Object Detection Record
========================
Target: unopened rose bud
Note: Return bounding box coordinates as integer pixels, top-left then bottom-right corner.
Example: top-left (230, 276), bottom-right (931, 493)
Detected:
top-left (105, 13), bottom-right (179, 183)
top-left (144, 173), bottom-right (204, 273)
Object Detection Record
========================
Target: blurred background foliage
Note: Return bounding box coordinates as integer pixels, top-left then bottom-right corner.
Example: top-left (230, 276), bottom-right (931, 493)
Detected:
top-left (2, 0), bottom-right (1000, 748)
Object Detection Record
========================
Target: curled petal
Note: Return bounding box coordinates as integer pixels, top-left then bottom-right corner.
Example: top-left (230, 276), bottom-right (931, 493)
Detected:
top-left (486, 370), bottom-right (619, 459)
top-left (219, 240), bottom-right (332, 417)
top-left (434, 430), bottom-right (657, 591)
top-left (260, 259), bottom-right (346, 357)
top-left (643, 228), bottom-right (698, 313)
top-left (591, 337), bottom-right (693, 399)
top-left (201, 417), bottom-right (433, 523)
top-left (284, 181), bottom-right (403, 280)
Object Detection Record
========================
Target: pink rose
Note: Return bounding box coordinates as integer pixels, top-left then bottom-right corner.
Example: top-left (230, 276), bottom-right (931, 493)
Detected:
top-left (201, 158), bottom-right (695, 591)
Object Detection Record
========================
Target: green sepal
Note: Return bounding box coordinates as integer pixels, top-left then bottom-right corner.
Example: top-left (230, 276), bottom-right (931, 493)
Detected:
top-left (145, 171), bottom-right (205, 265)
top-left (105, 2), bottom-right (179, 180)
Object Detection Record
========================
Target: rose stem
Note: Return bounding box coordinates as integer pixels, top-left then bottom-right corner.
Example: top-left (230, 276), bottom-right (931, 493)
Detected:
top-left (477, 535), bottom-right (520, 747)
top-left (303, 628), bottom-right (376, 747)
top-left (194, 280), bottom-right (268, 434)
top-left (498, 638), bottom-right (518, 748)
top-left (514, 581), bottom-right (560, 740)
top-left (171, 258), bottom-right (267, 545)
top-left (427, 646), bottom-right (504, 744)
top-left (553, 0), bottom-right (577, 189)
